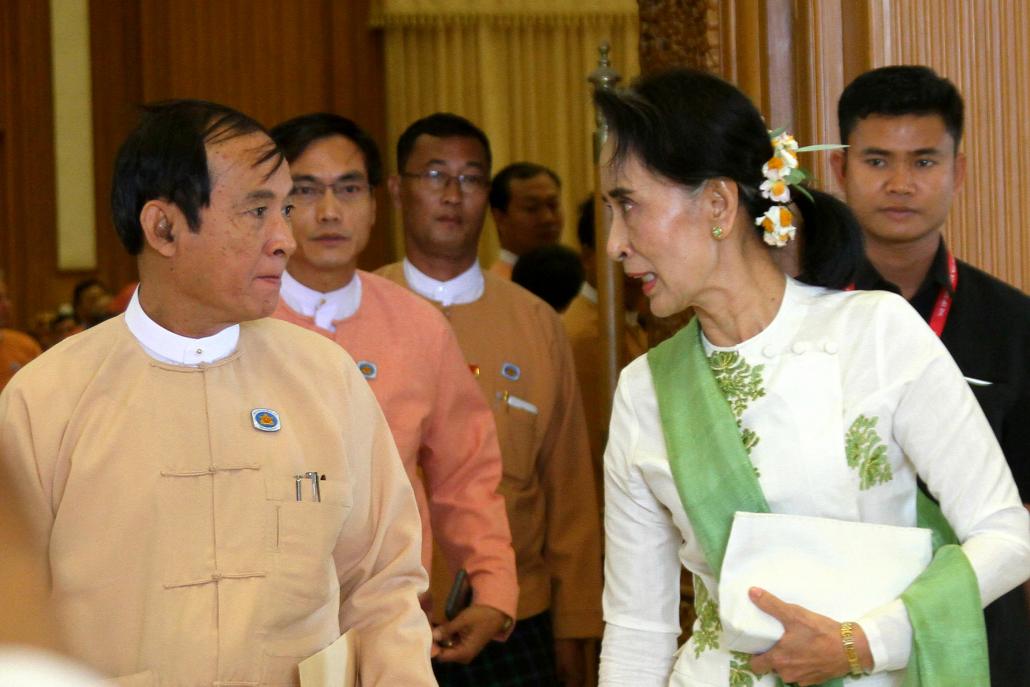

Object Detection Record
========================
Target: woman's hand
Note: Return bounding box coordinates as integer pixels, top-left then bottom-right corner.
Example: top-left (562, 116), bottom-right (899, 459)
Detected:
top-left (746, 587), bottom-right (873, 686)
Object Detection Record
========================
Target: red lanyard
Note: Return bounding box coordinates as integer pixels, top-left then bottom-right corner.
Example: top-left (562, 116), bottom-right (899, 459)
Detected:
top-left (928, 250), bottom-right (958, 338)
top-left (845, 250), bottom-right (957, 338)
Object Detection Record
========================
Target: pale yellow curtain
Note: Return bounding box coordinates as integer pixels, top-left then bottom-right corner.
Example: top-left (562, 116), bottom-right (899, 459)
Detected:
top-left (373, 0), bottom-right (639, 264)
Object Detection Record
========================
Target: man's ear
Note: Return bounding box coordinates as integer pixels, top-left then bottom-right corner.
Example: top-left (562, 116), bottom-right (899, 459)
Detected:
top-left (139, 201), bottom-right (178, 258)
top-left (830, 150), bottom-right (848, 190)
top-left (953, 151), bottom-right (967, 193)
top-left (387, 174), bottom-right (402, 209)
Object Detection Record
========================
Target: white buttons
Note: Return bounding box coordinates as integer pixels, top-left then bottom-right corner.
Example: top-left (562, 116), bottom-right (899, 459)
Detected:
top-left (195, 348), bottom-right (203, 355)
top-left (762, 345), bottom-right (777, 358)
top-left (791, 342), bottom-right (809, 354)
top-left (823, 341), bottom-right (839, 355)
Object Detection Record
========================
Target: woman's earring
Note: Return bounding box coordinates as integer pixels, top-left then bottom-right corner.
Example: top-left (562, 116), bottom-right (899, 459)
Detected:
top-left (711, 225), bottom-right (724, 239)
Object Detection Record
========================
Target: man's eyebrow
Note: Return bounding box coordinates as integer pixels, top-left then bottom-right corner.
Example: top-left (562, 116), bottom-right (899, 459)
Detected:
top-left (291, 171), bottom-right (367, 184)
top-left (605, 187), bottom-right (633, 200)
top-left (243, 189), bottom-right (276, 202)
top-left (425, 158), bottom-right (486, 170)
top-left (859, 147), bottom-right (894, 156)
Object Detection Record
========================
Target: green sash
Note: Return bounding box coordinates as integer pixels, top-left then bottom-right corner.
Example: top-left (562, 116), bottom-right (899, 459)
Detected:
top-left (647, 318), bottom-right (989, 686)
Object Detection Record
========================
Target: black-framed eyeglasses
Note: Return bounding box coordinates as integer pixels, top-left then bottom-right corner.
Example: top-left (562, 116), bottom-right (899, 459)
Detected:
top-left (290, 179), bottom-right (372, 205)
top-left (400, 169), bottom-right (488, 193)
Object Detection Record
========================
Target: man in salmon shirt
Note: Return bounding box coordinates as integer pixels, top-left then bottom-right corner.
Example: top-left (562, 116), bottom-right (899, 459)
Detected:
top-left (270, 113), bottom-right (518, 664)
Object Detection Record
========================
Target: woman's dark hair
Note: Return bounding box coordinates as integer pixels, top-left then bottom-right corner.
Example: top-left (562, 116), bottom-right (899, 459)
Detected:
top-left (791, 188), bottom-right (864, 288)
top-left (595, 68), bottom-right (860, 288)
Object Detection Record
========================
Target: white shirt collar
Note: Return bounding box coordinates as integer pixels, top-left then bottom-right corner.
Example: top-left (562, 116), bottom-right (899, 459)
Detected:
top-left (578, 282), bottom-right (640, 327)
top-left (279, 270), bottom-right (362, 333)
top-left (497, 248), bottom-right (518, 266)
top-left (403, 257), bottom-right (484, 306)
top-left (125, 287), bottom-right (239, 366)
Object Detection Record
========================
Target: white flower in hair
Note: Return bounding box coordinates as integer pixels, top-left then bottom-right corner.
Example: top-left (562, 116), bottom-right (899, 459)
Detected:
top-left (760, 177), bottom-right (791, 203)
top-left (761, 155), bottom-right (793, 180)
top-left (756, 205), bottom-right (796, 248)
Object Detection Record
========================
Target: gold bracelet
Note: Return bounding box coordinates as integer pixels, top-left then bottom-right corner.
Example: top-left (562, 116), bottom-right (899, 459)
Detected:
top-left (840, 621), bottom-right (863, 676)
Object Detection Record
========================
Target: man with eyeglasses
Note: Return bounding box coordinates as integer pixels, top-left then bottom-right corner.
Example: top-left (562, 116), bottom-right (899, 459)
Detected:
top-left (379, 113), bottom-right (602, 687)
top-left (269, 113), bottom-right (518, 665)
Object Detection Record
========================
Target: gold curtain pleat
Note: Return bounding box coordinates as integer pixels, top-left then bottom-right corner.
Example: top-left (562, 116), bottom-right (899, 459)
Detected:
top-left (380, 3), bottom-right (638, 263)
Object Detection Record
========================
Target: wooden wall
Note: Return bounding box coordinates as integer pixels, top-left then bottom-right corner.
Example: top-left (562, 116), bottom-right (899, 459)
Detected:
top-left (1, 0), bottom-right (388, 330)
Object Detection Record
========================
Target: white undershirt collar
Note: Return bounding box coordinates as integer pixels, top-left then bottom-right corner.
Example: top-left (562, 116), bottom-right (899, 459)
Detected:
top-left (403, 257), bottom-right (484, 306)
top-left (279, 270), bottom-right (362, 333)
top-left (125, 288), bottom-right (239, 366)
top-left (579, 282), bottom-right (641, 328)
top-left (497, 248), bottom-right (518, 267)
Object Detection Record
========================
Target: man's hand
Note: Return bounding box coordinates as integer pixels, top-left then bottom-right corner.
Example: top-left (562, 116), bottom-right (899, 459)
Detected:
top-left (555, 638), bottom-right (598, 686)
top-left (746, 588), bottom-right (873, 686)
top-left (432, 605), bottom-right (510, 664)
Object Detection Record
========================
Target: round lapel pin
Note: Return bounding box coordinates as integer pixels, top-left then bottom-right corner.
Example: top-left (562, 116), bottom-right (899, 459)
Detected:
top-left (357, 360), bottom-right (378, 380)
top-left (251, 408), bottom-right (281, 432)
top-left (501, 362), bottom-right (521, 381)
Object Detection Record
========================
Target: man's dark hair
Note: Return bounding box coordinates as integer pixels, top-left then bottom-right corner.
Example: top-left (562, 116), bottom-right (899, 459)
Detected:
top-left (72, 278), bottom-right (107, 311)
top-left (395, 113), bottom-right (492, 173)
top-left (576, 196), bottom-right (595, 251)
top-left (511, 244), bottom-right (584, 313)
top-left (270, 113), bottom-right (382, 188)
top-left (838, 65), bottom-right (964, 147)
top-left (111, 99), bottom-right (284, 255)
top-left (488, 162), bottom-right (561, 211)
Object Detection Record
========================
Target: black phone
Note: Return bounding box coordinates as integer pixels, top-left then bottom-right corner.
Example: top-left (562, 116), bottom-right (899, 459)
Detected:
top-left (444, 568), bottom-right (473, 621)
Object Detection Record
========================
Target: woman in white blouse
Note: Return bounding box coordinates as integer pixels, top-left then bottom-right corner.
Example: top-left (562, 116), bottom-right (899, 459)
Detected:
top-left (596, 68), bottom-right (1030, 686)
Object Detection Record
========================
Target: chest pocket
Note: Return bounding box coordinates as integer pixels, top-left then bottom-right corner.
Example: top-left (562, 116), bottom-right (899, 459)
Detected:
top-left (263, 477), bottom-right (352, 632)
top-left (492, 390), bottom-right (540, 484)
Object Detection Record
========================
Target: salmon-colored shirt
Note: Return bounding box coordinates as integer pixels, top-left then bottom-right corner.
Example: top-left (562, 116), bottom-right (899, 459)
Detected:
top-left (0, 316), bottom-right (435, 686)
top-left (379, 262), bottom-right (603, 639)
top-left (0, 328), bottom-right (41, 391)
top-left (273, 271), bottom-right (518, 620)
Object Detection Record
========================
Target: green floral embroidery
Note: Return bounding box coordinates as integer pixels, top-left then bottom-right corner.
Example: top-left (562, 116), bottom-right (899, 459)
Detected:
top-left (708, 351), bottom-right (766, 418)
top-left (692, 575), bottom-right (722, 657)
top-left (708, 351), bottom-right (765, 467)
top-left (846, 415), bottom-right (892, 489)
top-left (729, 651), bottom-right (759, 687)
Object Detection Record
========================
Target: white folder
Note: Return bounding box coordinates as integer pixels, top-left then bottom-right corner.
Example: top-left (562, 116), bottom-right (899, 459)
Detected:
top-left (718, 511), bottom-right (932, 654)
top-left (298, 629), bottom-right (358, 687)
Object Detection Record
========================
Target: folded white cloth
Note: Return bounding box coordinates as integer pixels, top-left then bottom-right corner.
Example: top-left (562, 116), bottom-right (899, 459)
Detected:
top-left (719, 511), bottom-right (932, 654)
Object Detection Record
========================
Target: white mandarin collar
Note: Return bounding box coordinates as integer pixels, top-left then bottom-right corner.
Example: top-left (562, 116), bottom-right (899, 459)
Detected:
top-left (125, 287), bottom-right (239, 366)
top-left (279, 270), bottom-right (362, 333)
top-left (580, 282), bottom-right (598, 304)
top-left (497, 249), bottom-right (518, 266)
top-left (579, 282), bottom-right (640, 328)
top-left (403, 257), bottom-right (484, 306)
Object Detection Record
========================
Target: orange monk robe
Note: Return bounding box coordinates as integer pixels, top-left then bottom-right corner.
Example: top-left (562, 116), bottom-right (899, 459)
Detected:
top-left (379, 263), bottom-right (603, 640)
top-left (273, 271), bottom-right (518, 620)
top-left (0, 328), bottom-right (41, 391)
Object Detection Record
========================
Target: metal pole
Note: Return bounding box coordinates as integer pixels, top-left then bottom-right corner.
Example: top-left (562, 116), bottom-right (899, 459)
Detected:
top-left (588, 42), bottom-right (625, 424)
